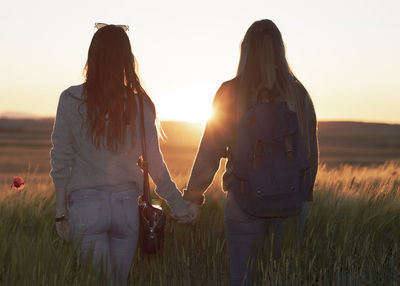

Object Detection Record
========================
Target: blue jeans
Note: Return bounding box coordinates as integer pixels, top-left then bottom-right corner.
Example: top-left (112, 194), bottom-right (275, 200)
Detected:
top-left (68, 183), bottom-right (139, 286)
top-left (225, 191), bottom-right (307, 286)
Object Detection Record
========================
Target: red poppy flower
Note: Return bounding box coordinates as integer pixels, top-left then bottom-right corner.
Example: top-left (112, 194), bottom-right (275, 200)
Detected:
top-left (11, 176), bottom-right (25, 190)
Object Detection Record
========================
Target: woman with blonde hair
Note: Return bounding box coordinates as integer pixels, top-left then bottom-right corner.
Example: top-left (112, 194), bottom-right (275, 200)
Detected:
top-left (183, 19), bottom-right (318, 285)
top-left (50, 24), bottom-right (194, 285)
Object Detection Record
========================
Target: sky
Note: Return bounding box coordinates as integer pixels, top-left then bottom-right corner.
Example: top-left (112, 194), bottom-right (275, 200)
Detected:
top-left (0, 0), bottom-right (399, 123)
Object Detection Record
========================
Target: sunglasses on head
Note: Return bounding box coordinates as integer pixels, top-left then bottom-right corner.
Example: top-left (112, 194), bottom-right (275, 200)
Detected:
top-left (94, 22), bottom-right (129, 32)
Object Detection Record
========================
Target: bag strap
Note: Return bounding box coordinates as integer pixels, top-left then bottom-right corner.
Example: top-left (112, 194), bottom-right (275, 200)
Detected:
top-left (138, 93), bottom-right (151, 204)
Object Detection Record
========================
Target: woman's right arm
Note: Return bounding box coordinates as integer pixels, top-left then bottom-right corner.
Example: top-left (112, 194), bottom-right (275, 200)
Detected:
top-left (184, 83), bottom-right (233, 205)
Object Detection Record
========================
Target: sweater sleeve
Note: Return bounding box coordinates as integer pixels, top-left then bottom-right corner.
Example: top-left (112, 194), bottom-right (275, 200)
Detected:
top-left (50, 91), bottom-right (75, 190)
top-left (184, 84), bottom-right (232, 204)
top-left (142, 102), bottom-right (183, 203)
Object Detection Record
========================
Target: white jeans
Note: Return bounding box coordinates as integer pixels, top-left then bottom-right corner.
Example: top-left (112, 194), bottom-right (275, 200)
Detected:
top-left (69, 183), bottom-right (139, 286)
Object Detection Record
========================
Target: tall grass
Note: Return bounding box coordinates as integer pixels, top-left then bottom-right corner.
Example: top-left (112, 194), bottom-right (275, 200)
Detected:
top-left (1, 161), bottom-right (399, 285)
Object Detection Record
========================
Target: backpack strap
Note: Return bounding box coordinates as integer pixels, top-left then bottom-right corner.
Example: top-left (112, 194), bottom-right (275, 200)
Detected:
top-left (227, 80), bottom-right (248, 163)
top-left (284, 135), bottom-right (295, 167)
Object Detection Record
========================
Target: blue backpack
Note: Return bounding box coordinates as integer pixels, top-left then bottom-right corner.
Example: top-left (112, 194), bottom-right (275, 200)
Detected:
top-left (231, 101), bottom-right (311, 218)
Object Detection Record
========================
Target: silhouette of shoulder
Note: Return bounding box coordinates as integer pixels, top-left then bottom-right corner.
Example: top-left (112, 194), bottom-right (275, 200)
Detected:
top-left (61, 84), bottom-right (85, 101)
top-left (213, 78), bottom-right (240, 109)
top-left (294, 80), bottom-right (313, 106)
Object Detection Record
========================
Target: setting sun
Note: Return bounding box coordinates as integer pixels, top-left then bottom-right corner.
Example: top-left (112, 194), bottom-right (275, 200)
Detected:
top-left (154, 85), bottom-right (215, 123)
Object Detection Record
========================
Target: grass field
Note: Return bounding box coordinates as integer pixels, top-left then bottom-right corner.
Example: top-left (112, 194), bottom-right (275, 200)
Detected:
top-left (1, 162), bottom-right (400, 285)
top-left (1, 118), bottom-right (400, 285)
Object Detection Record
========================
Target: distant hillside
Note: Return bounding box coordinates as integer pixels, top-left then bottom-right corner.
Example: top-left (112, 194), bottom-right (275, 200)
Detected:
top-left (318, 121), bottom-right (400, 136)
top-left (0, 117), bottom-right (54, 133)
top-left (0, 111), bottom-right (43, 119)
top-left (1, 118), bottom-right (399, 142)
top-left (0, 118), bottom-right (399, 173)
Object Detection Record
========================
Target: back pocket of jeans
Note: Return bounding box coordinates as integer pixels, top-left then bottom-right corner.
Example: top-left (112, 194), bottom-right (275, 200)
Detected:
top-left (120, 195), bottom-right (139, 232)
top-left (69, 195), bottom-right (103, 233)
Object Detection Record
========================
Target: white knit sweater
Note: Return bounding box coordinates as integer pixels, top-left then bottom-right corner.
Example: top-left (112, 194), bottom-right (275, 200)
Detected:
top-left (50, 84), bottom-right (182, 204)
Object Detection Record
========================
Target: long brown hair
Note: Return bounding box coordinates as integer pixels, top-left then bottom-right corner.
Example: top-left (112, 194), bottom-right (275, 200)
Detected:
top-left (237, 19), bottom-right (314, 154)
top-left (84, 25), bottom-right (155, 153)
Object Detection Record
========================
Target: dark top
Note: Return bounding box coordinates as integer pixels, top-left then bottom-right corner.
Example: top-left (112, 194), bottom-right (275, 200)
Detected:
top-left (184, 77), bottom-right (319, 205)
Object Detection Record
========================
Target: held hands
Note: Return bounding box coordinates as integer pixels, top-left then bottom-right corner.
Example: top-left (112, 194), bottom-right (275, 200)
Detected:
top-left (184, 200), bottom-right (199, 224)
top-left (171, 200), bottom-right (198, 225)
top-left (168, 191), bottom-right (198, 225)
top-left (169, 200), bottom-right (198, 225)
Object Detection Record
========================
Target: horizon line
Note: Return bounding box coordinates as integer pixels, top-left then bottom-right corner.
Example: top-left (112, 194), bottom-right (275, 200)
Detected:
top-left (0, 114), bottom-right (399, 126)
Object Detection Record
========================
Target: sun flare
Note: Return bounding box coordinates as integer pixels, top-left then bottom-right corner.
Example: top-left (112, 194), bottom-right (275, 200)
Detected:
top-left (154, 86), bottom-right (216, 124)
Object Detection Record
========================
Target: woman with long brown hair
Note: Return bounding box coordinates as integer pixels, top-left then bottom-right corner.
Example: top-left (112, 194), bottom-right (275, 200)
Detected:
top-left (183, 19), bottom-right (319, 285)
top-left (50, 24), bottom-right (193, 285)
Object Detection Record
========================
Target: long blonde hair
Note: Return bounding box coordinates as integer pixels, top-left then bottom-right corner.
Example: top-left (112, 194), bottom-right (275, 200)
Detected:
top-left (237, 19), bottom-right (314, 154)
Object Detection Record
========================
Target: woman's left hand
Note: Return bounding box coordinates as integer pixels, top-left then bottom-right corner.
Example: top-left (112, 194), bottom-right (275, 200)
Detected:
top-left (55, 188), bottom-right (71, 241)
top-left (56, 220), bottom-right (71, 241)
